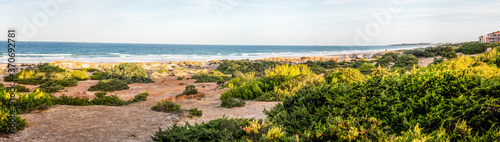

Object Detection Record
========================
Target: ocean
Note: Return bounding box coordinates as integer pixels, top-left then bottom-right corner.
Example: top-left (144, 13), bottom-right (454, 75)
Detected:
top-left (2, 41), bottom-right (427, 63)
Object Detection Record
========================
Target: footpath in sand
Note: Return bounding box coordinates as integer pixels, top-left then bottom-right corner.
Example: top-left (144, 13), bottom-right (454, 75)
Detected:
top-left (1, 76), bottom-right (278, 142)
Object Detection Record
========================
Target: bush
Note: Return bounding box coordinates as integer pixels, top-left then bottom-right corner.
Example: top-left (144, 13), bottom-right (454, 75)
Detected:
top-left (220, 64), bottom-right (323, 101)
top-left (432, 57), bottom-right (445, 65)
top-left (39, 81), bottom-right (65, 93)
top-left (90, 72), bottom-right (104, 80)
top-left (183, 85), bottom-right (197, 95)
top-left (0, 108), bottom-right (27, 134)
top-left (220, 97), bottom-right (246, 108)
top-left (265, 55), bottom-right (500, 141)
top-left (102, 63), bottom-right (154, 84)
top-left (15, 85), bottom-right (30, 92)
top-left (324, 68), bottom-right (367, 84)
top-left (188, 108), bottom-right (203, 116)
top-left (357, 62), bottom-right (375, 75)
top-left (151, 101), bottom-right (181, 112)
top-left (392, 54), bottom-right (419, 70)
top-left (456, 42), bottom-right (488, 54)
top-left (54, 95), bottom-right (90, 106)
top-left (305, 60), bottom-right (338, 69)
top-left (152, 118), bottom-right (251, 141)
top-left (90, 92), bottom-right (127, 106)
top-left (0, 83), bottom-right (3, 88)
top-left (216, 60), bottom-right (280, 75)
top-left (81, 68), bottom-right (99, 72)
top-left (128, 91), bottom-right (149, 103)
top-left (177, 77), bottom-right (183, 80)
top-left (375, 52), bottom-right (398, 68)
top-left (88, 79), bottom-right (129, 92)
top-left (70, 70), bottom-right (88, 81)
top-left (191, 70), bottom-right (231, 83)
top-left (0, 89), bottom-right (54, 113)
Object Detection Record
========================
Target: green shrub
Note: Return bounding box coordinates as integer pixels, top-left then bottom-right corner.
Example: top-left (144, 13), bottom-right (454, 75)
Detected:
top-left (392, 54), bottom-right (419, 70)
top-left (456, 42), bottom-right (488, 54)
top-left (70, 70), bottom-right (88, 80)
top-left (88, 79), bottom-right (129, 92)
top-left (432, 57), bottom-right (445, 65)
top-left (220, 97), bottom-right (246, 108)
top-left (15, 85), bottom-right (30, 92)
top-left (39, 81), bottom-right (65, 93)
top-left (183, 85), bottom-right (197, 95)
top-left (375, 52), bottom-right (398, 68)
top-left (90, 72), bottom-right (104, 80)
top-left (90, 92), bottom-right (127, 106)
top-left (81, 68), bottom-right (99, 72)
top-left (54, 95), bottom-right (90, 106)
top-left (304, 60), bottom-right (338, 69)
top-left (129, 91), bottom-right (149, 103)
top-left (0, 108), bottom-right (27, 134)
top-left (191, 70), bottom-right (231, 83)
top-left (0, 83), bottom-right (3, 88)
top-left (265, 56), bottom-right (500, 141)
top-left (152, 118), bottom-right (250, 141)
top-left (188, 108), bottom-right (203, 116)
top-left (324, 68), bottom-right (367, 84)
top-left (177, 77), bottom-right (183, 80)
top-left (216, 60), bottom-right (280, 75)
top-left (1, 89), bottom-right (55, 113)
top-left (151, 101), bottom-right (181, 112)
top-left (404, 49), bottom-right (433, 57)
top-left (220, 64), bottom-right (322, 101)
top-left (103, 63), bottom-right (154, 84)
top-left (357, 62), bottom-right (375, 75)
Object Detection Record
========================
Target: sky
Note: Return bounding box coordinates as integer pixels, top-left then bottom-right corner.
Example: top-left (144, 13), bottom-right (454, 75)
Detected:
top-left (0, 0), bottom-right (499, 45)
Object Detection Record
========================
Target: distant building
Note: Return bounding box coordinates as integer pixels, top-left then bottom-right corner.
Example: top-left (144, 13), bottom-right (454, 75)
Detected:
top-left (480, 31), bottom-right (500, 43)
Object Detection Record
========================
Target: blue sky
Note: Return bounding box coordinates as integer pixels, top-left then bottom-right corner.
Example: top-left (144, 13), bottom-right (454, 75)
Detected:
top-left (1, 0), bottom-right (499, 45)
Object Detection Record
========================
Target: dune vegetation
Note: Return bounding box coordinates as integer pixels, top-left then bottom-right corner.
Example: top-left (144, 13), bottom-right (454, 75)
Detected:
top-left (153, 43), bottom-right (500, 141)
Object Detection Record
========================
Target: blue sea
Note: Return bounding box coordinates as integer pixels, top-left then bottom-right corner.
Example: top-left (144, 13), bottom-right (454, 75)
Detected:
top-left (2, 41), bottom-right (427, 63)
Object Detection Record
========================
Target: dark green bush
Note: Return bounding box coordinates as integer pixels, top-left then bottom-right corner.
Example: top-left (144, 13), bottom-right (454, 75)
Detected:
top-left (456, 42), bottom-right (488, 54)
top-left (433, 57), bottom-right (445, 65)
top-left (15, 85), bottom-right (30, 92)
top-left (90, 72), bottom-right (104, 80)
top-left (304, 60), bottom-right (338, 69)
top-left (404, 49), bottom-right (433, 57)
top-left (152, 118), bottom-right (250, 141)
top-left (191, 70), bottom-right (231, 83)
top-left (216, 60), bottom-right (280, 75)
top-left (90, 92), bottom-right (127, 106)
top-left (0, 83), bottom-right (4, 88)
top-left (183, 85), bottom-right (197, 95)
top-left (102, 63), bottom-right (154, 84)
top-left (220, 97), bottom-right (246, 108)
top-left (177, 77), bottom-right (183, 80)
top-left (188, 108), bottom-right (203, 116)
top-left (54, 95), bottom-right (90, 106)
top-left (392, 54), bottom-right (419, 70)
top-left (88, 79), bottom-right (129, 92)
top-left (128, 91), bottom-right (149, 103)
top-left (39, 81), bottom-right (65, 93)
top-left (357, 62), bottom-right (375, 75)
top-left (151, 101), bottom-right (181, 112)
top-left (375, 52), bottom-right (398, 68)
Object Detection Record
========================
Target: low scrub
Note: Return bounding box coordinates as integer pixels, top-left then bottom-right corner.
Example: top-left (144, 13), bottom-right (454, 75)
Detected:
top-left (88, 79), bottom-right (129, 92)
top-left (216, 60), bottom-right (280, 75)
top-left (0, 108), bottom-right (27, 134)
top-left (54, 95), bottom-right (91, 106)
top-left (3, 63), bottom-right (80, 92)
top-left (90, 72), bottom-right (104, 80)
top-left (152, 118), bottom-right (251, 141)
top-left (15, 85), bottom-right (30, 92)
top-left (183, 85), bottom-right (197, 95)
top-left (102, 63), bottom-right (154, 84)
top-left (220, 97), bottom-right (246, 108)
top-left (81, 68), bottom-right (99, 72)
top-left (191, 70), bottom-right (231, 83)
top-left (456, 42), bottom-right (488, 54)
top-left (70, 70), bottom-right (88, 81)
top-left (128, 91), bottom-right (149, 103)
top-left (188, 108), bottom-right (203, 116)
top-left (221, 64), bottom-right (324, 101)
top-left (151, 101), bottom-right (181, 112)
top-left (89, 92), bottom-right (127, 106)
